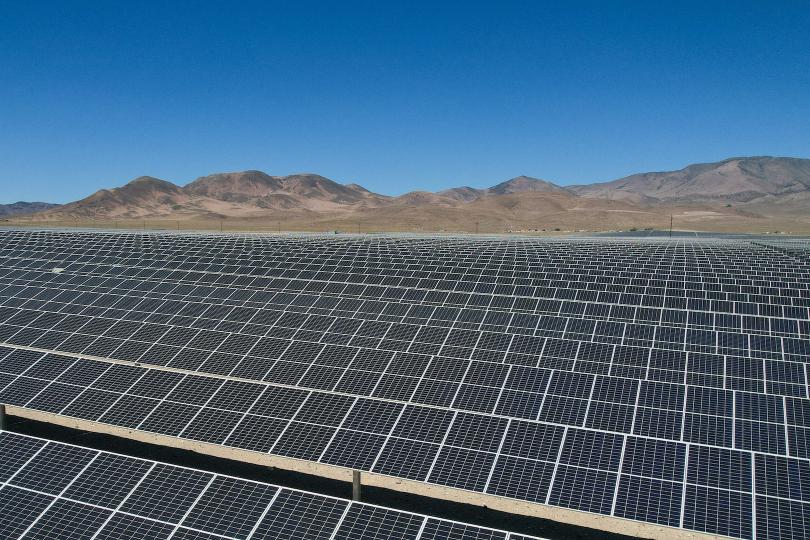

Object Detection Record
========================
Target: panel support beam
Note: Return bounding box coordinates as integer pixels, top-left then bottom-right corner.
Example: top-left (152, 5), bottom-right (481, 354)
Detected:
top-left (352, 470), bottom-right (362, 501)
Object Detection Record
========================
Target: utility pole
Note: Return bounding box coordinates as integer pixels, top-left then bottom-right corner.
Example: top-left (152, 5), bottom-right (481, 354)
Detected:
top-left (475, 221), bottom-right (479, 234)
top-left (669, 215), bottom-right (673, 238)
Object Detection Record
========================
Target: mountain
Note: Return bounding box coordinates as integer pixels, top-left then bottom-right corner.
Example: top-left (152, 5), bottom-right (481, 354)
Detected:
top-left (42, 171), bottom-right (391, 218)
top-left (53, 176), bottom-right (196, 218)
top-left (27, 156), bottom-right (810, 233)
top-left (184, 171), bottom-right (388, 210)
top-left (572, 156), bottom-right (810, 203)
top-left (393, 191), bottom-right (459, 206)
top-left (487, 176), bottom-right (571, 196)
top-left (436, 186), bottom-right (485, 202)
top-left (183, 170), bottom-right (283, 200)
top-left (0, 201), bottom-right (60, 218)
top-left (434, 176), bottom-right (570, 202)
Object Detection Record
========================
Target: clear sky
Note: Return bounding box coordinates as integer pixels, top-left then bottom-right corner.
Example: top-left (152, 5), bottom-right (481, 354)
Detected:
top-left (1, 1), bottom-right (809, 203)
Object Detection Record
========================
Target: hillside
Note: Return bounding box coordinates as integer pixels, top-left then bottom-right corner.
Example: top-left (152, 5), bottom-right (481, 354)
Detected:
top-left (571, 156), bottom-right (810, 203)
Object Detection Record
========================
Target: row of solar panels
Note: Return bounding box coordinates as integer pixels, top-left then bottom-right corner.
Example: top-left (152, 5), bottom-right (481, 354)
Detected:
top-left (4, 248), bottom-right (806, 302)
top-left (1, 268), bottom-right (808, 362)
top-left (3, 250), bottom-right (808, 322)
top-left (3, 229), bottom-right (806, 271)
top-left (0, 262), bottom-right (810, 341)
top-left (0, 431), bottom-right (541, 540)
top-left (1, 292), bottom-right (808, 393)
top-left (1, 232), bottom-right (808, 309)
top-left (1, 346), bottom-right (807, 539)
top-left (3, 241), bottom-right (808, 331)
top-left (757, 241), bottom-right (810, 263)
top-left (0, 303), bottom-right (806, 400)
top-left (2, 345), bottom-right (807, 454)
top-left (4, 227), bottom-right (801, 254)
top-left (2, 285), bottom-right (806, 378)
top-left (3, 265), bottom-right (808, 346)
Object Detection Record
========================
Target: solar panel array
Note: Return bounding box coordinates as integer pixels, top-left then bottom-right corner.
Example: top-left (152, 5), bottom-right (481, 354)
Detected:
top-left (0, 229), bottom-right (809, 540)
top-left (0, 430), bottom-right (541, 540)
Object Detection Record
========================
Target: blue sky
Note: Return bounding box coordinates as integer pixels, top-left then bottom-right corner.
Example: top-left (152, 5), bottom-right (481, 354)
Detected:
top-left (1, 1), bottom-right (809, 203)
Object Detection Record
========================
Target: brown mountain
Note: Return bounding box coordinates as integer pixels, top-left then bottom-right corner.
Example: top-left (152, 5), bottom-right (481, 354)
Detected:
top-left (185, 171), bottom-right (388, 209)
top-left (436, 186), bottom-right (485, 202)
top-left (183, 170), bottom-right (283, 200)
top-left (571, 156), bottom-right (810, 203)
top-left (392, 191), bottom-right (459, 207)
top-left (435, 176), bottom-right (570, 202)
top-left (487, 176), bottom-right (571, 196)
top-left (53, 176), bottom-right (197, 218)
top-left (43, 171), bottom-right (391, 218)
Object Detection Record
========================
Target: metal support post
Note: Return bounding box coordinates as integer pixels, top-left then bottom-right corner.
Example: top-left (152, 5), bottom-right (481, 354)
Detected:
top-left (352, 470), bottom-right (361, 501)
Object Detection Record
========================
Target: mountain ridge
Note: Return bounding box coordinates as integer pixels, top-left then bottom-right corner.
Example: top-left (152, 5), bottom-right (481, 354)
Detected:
top-left (0, 201), bottom-right (61, 218)
top-left (14, 156), bottom-right (810, 233)
top-left (571, 156), bottom-right (810, 203)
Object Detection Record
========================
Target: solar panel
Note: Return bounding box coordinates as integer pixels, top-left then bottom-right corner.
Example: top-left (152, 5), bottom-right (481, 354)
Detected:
top-left (0, 229), bottom-right (809, 539)
top-left (0, 430), bottom-right (542, 540)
